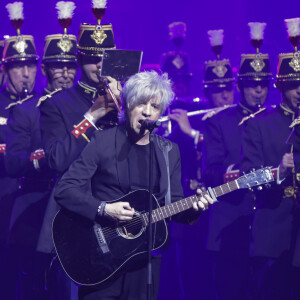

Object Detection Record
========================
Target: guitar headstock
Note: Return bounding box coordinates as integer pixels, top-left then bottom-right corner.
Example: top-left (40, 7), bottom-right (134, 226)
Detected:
top-left (237, 167), bottom-right (274, 190)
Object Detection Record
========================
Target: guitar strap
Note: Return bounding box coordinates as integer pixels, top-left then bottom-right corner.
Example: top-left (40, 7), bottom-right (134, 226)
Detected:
top-left (154, 134), bottom-right (173, 205)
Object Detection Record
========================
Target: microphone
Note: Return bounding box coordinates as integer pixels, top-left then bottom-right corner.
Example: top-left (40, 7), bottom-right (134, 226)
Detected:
top-left (141, 120), bottom-right (161, 131)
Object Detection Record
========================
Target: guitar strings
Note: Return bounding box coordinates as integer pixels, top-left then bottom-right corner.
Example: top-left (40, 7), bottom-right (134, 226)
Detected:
top-left (100, 198), bottom-right (197, 238)
top-left (100, 217), bottom-right (145, 238)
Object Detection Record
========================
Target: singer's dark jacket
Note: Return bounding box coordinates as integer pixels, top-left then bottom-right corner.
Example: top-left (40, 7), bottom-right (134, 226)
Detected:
top-left (240, 104), bottom-right (297, 259)
top-left (54, 125), bottom-right (196, 224)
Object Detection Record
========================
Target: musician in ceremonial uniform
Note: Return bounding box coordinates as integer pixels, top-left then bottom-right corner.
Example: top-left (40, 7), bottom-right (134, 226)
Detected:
top-left (240, 19), bottom-right (300, 299)
top-left (54, 71), bottom-right (213, 300)
top-left (161, 29), bottom-right (237, 299)
top-left (4, 2), bottom-right (78, 298)
top-left (0, 2), bottom-right (39, 298)
top-left (160, 22), bottom-right (192, 101)
top-left (291, 110), bottom-right (300, 300)
top-left (202, 23), bottom-right (272, 300)
top-left (160, 22), bottom-right (201, 194)
top-left (36, 6), bottom-right (121, 299)
top-left (167, 29), bottom-right (236, 192)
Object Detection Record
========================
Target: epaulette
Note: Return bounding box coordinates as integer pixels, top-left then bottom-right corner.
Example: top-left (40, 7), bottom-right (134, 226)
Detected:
top-left (238, 107), bottom-right (266, 126)
top-left (201, 104), bottom-right (236, 121)
top-left (290, 117), bottom-right (300, 128)
top-left (5, 94), bottom-right (34, 110)
top-left (36, 88), bottom-right (63, 107)
top-left (0, 117), bottom-right (7, 125)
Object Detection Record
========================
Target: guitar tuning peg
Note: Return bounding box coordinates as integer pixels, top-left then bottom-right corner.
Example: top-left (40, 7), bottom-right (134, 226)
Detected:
top-left (248, 187), bottom-right (253, 192)
top-left (257, 186), bottom-right (263, 191)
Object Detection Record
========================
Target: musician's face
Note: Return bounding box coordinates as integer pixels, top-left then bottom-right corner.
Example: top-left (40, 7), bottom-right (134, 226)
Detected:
top-left (5, 61), bottom-right (37, 95)
top-left (42, 62), bottom-right (77, 90)
top-left (208, 86), bottom-right (234, 108)
top-left (241, 80), bottom-right (269, 108)
top-left (128, 97), bottom-right (162, 136)
top-left (80, 55), bottom-right (102, 87)
top-left (281, 81), bottom-right (300, 110)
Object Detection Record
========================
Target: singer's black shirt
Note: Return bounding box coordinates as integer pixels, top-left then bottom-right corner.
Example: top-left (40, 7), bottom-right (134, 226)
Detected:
top-left (128, 142), bottom-right (160, 196)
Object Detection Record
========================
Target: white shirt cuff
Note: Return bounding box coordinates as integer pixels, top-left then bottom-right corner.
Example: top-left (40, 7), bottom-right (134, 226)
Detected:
top-left (84, 112), bottom-right (98, 130)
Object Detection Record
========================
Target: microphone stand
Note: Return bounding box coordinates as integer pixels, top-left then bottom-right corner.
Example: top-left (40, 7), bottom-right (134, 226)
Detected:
top-left (147, 128), bottom-right (155, 300)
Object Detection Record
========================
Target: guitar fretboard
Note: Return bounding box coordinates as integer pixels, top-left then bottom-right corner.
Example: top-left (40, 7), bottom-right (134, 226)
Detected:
top-left (142, 180), bottom-right (239, 225)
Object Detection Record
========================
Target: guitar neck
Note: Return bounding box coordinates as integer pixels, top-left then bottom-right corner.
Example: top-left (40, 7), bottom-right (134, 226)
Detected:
top-left (142, 180), bottom-right (239, 225)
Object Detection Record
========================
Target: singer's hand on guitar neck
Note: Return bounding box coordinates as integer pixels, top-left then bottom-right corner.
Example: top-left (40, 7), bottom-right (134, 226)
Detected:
top-left (193, 189), bottom-right (214, 211)
top-left (87, 76), bottom-right (122, 122)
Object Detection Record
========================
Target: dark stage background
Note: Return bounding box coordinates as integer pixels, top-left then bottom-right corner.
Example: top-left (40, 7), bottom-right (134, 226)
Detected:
top-left (0, 0), bottom-right (299, 299)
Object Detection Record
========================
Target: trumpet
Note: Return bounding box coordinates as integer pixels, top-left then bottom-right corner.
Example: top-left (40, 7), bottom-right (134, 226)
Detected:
top-left (159, 105), bottom-right (235, 122)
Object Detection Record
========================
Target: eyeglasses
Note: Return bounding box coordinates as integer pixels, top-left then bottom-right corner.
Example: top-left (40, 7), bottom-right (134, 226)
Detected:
top-left (48, 62), bottom-right (77, 73)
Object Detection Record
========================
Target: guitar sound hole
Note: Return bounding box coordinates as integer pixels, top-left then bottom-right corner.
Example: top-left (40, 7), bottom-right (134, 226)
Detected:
top-left (117, 212), bottom-right (145, 239)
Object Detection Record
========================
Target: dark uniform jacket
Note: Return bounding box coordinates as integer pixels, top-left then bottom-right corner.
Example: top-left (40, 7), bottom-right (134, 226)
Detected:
top-left (166, 98), bottom-right (207, 195)
top-left (37, 82), bottom-right (111, 253)
top-left (202, 103), bottom-right (255, 253)
top-left (240, 104), bottom-right (297, 258)
top-left (54, 125), bottom-right (193, 224)
top-left (0, 90), bottom-right (20, 246)
top-left (291, 123), bottom-right (300, 267)
top-left (5, 94), bottom-right (56, 249)
top-left (39, 82), bottom-right (99, 174)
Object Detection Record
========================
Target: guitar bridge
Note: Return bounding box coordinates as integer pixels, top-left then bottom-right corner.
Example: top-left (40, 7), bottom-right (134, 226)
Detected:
top-left (93, 224), bottom-right (110, 254)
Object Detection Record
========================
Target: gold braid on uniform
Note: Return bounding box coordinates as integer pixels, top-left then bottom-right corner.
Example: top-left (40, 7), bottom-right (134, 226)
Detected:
top-left (36, 88), bottom-right (63, 107)
top-left (5, 95), bottom-right (34, 110)
top-left (289, 117), bottom-right (300, 128)
top-left (238, 107), bottom-right (266, 126)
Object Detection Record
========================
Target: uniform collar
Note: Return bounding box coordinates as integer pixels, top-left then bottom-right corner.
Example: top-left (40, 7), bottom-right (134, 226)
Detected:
top-left (76, 81), bottom-right (98, 101)
top-left (238, 102), bottom-right (255, 115)
top-left (3, 88), bottom-right (37, 101)
top-left (279, 103), bottom-right (295, 118)
top-left (4, 89), bottom-right (18, 101)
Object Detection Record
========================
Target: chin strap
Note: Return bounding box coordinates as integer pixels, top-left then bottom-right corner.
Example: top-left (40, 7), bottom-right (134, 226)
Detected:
top-left (6, 70), bottom-right (28, 99)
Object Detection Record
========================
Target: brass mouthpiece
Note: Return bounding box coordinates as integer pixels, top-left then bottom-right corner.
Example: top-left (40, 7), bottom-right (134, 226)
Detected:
top-left (22, 83), bottom-right (28, 98)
